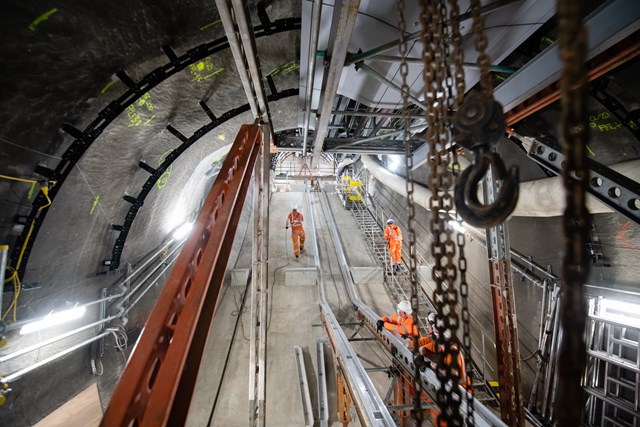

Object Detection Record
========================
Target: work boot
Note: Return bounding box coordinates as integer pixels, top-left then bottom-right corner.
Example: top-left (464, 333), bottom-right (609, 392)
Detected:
top-left (295, 255), bottom-right (299, 258)
top-left (300, 248), bottom-right (305, 253)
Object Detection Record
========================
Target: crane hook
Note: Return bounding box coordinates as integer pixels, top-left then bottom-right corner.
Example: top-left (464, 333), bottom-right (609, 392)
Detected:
top-left (452, 91), bottom-right (519, 228)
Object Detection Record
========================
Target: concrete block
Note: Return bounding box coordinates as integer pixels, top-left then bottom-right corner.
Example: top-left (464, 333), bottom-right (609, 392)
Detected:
top-left (285, 268), bottom-right (317, 286)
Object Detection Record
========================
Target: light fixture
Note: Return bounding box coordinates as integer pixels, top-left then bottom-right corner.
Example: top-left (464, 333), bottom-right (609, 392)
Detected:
top-left (601, 298), bottom-right (640, 328)
top-left (172, 222), bottom-right (194, 240)
top-left (20, 306), bottom-right (86, 335)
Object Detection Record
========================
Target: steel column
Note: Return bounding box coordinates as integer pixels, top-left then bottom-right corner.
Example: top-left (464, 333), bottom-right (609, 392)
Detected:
top-left (485, 164), bottom-right (525, 426)
top-left (311, 0), bottom-right (361, 166)
top-left (101, 124), bottom-right (262, 427)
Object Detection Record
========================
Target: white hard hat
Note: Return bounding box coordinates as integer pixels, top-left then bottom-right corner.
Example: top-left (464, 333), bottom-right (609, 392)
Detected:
top-left (292, 205), bottom-right (298, 211)
top-left (426, 312), bottom-right (436, 325)
top-left (397, 300), bottom-right (412, 315)
top-left (387, 218), bottom-right (394, 224)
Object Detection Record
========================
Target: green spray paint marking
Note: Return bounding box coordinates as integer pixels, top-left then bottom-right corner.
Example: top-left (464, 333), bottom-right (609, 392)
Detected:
top-left (28, 182), bottom-right (37, 200)
top-left (29, 8), bottom-right (59, 31)
top-left (586, 145), bottom-right (596, 157)
top-left (202, 68), bottom-right (224, 80)
top-left (90, 195), bottom-right (100, 215)
top-left (268, 61), bottom-right (300, 77)
top-left (200, 19), bottom-right (221, 31)
top-left (101, 81), bottom-right (115, 94)
top-left (157, 149), bottom-right (175, 189)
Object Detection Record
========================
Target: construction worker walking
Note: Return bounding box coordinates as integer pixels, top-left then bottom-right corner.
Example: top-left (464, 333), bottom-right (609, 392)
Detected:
top-left (286, 205), bottom-right (305, 258)
top-left (384, 218), bottom-right (403, 273)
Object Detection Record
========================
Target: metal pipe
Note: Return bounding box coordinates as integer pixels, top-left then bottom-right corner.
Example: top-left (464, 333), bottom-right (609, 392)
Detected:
top-left (122, 253), bottom-right (180, 315)
top-left (318, 110), bottom-right (423, 119)
top-left (316, 341), bottom-right (329, 427)
top-left (311, 0), bottom-right (361, 166)
top-left (214, 0), bottom-right (259, 117)
top-left (302, 0), bottom-right (323, 156)
top-left (0, 245), bottom-right (8, 319)
top-left (358, 64), bottom-right (427, 110)
top-left (363, 55), bottom-right (517, 73)
top-left (2, 331), bottom-right (111, 383)
top-left (0, 315), bottom-right (118, 363)
top-left (294, 345), bottom-right (315, 427)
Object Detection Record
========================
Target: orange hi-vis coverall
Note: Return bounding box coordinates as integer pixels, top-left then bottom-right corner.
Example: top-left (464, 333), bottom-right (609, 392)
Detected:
top-left (287, 210), bottom-right (305, 257)
top-left (384, 223), bottom-right (403, 265)
top-left (380, 313), bottom-right (419, 337)
top-left (419, 340), bottom-right (472, 426)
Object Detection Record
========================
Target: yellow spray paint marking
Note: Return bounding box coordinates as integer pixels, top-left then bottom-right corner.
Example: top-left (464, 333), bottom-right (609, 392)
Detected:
top-left (157, 149), bottom-right (175, 189)
top-left (188, 57), bottom-right (223, 81)
top-left (128, 93), bottom-right (156, 127)
top-left (200, 19), bottom-right (221, 31)
top-left (28, 182), bottom-right (37, 200)
top-left (101, 81), bottom-right (115, 94)
top-left (268, 61), bottom-right (300, 77)
top-left (586, 145), bottom-right (596, 157)
top-left (90, 195), bottom-right (100, 215)
top-left (29, 8), bottom-right (58, 31)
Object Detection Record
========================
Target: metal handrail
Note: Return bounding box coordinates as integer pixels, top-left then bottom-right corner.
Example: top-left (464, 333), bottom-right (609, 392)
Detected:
top-left (307, 187), bottom-right (395, 426)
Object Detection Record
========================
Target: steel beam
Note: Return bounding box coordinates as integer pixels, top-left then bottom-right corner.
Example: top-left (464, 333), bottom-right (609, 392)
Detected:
top-left (364, 55), bottom-right (517, 73)
top-left (214, 0), bottom-right (259, 117)
top-left (316, 342), bottom-right (329, 427)
top-left (484, 166), bottom-right (525, 426)
top-left (495, 0), bottom-right (640, 113)
top-left (311, 0), bottom-right (361, 167)
top-left (302, 0), bottom-right (323, 156)
top-left (294, 346), bottom-right (315, 427)
top-left (101, 125), bottom-right (262, 427)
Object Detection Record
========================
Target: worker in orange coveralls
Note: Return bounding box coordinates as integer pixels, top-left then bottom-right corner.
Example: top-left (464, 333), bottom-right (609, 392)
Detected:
top-left (376, 300), bottom-right (418, 339)
top-left (384, 218), bottom-right (403, 274)
top-left (286, 205), bottom-right (305, 258)
top-left (417, 313), bottom-right (472, 426)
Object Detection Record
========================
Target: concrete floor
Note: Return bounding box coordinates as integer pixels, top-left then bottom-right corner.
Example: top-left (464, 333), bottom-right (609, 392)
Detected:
top-left (186, 188), bottom-right (399, 426)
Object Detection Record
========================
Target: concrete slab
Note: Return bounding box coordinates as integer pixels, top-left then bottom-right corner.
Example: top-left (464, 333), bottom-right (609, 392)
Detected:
top-left (285, 267), bottom-right (317, 286)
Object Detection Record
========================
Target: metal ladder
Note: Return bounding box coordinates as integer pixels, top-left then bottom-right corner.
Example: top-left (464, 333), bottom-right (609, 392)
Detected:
top-left (585, 311), bottom-right (640, 427)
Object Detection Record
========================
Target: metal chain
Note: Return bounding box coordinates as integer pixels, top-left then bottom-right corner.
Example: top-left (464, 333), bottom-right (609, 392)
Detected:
top-left (396, 0), bottom-right (423, 423)
top-left (419, 0), bottom-right (462, 425)
top-left (469, 0), bottom-right (493, 98)
top-left (445, 1), bottom-right (475, 422)
top-left (554, 0), bottom-right (590, 424)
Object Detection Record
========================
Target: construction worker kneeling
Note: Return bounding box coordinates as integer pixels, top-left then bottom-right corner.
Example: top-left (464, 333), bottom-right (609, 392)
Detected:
top-left (376, 300), bottom-right (418, 339)
top-left (286, 205), bottom-right (305, 258)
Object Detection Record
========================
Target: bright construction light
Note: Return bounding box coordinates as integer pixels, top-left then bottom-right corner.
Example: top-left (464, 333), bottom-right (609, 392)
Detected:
top-left (451, 221), bottom-right (466, 234)
top-left (602, 298), bottom-right (640, 315)
top-left (20, 306), bottom-right (86, 335)
top-left (601, 298), bottom-right (640, 328)
top-left (173, 222), bottom-right (194, 240)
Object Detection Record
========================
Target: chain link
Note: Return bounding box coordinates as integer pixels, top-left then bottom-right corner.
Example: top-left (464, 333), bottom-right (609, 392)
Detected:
top-left (554, 0), bottom-right (590, 424)
top-left (396, 0), bottom-right (424, 423)
top-left (469, 0), bottom-right (493, 98)
top-left (418, 0), bottom-right (463, 424)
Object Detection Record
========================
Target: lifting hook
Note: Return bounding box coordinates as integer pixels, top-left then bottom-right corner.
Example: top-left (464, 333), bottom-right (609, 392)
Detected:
top-left (453, 91), bottom-right (519, 228)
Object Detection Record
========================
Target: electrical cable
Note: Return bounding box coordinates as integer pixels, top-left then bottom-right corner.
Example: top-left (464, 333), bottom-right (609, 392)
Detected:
top-left (206, 271), bottom-right (251, 427)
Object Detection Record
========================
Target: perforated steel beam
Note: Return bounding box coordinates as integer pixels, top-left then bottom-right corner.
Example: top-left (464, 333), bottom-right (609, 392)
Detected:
top-left (101, 125), bottom-right (262, 427)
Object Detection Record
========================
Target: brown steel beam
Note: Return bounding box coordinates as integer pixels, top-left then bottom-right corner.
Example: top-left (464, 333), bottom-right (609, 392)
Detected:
top-left (101, 124), bottom-right (262, 427)
top-left (505, 32), bottom-right (640, 126)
